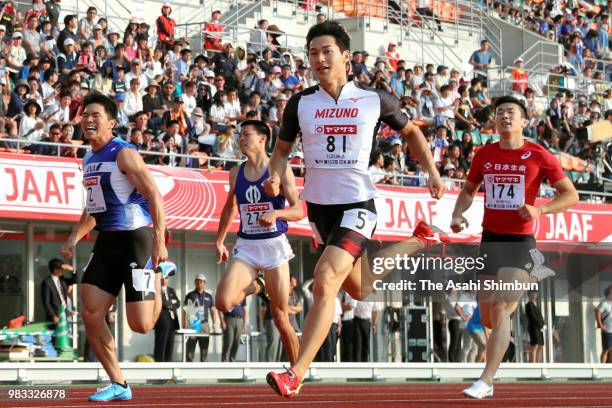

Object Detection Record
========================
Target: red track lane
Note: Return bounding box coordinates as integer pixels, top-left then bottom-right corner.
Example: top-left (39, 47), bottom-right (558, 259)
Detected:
top-left (2, 383), bottom-right (612, 408)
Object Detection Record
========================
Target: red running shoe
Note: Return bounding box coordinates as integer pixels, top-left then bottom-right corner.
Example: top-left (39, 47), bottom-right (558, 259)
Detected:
top-left (266, 367), bottom-right (302, 398)
top-left (412, 221), bottom-right (451, 244)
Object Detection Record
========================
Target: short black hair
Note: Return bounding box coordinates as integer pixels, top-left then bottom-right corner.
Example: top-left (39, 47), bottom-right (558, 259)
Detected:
top-left (49, 123), bottom-right (62, 132)
top-left (383, 155), bottom-right (395, 169)
top-left (167, 119), bottom-right (180, 127)
top-left (82, 92), bottom-right (118, 120)
top-left (306, 21), bottom-right (350, 52)
top-left (492, 95), bottom-right (528, 118)
top-left (64, 14), bottom-right (77, 26)
top-left (240, 119), bottom-right (270, 139)
top-left (48, 258), bottom-right (64, 273)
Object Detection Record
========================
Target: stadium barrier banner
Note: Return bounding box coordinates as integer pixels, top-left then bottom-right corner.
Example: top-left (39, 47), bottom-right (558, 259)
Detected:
top-left (0, 153), bottom-right (610, 243)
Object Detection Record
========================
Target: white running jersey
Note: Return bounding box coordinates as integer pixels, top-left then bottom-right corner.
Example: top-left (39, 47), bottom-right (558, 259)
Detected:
top-left (279, 81), bottom-right (409, 204)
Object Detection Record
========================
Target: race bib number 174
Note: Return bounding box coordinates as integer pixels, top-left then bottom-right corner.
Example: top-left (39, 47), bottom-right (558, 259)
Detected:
top-left (484, 174), bottom-right (525, 210)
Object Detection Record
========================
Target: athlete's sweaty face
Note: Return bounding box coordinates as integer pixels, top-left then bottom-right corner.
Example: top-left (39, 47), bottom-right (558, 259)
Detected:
top-left (494, 102), bottom-right (526, 136)
top-left (308, 35), bottom-right (349, 83)
top-left (81, 103), bottom-right (116, 141)
top-left (238, 125), bottom-right (265, 155)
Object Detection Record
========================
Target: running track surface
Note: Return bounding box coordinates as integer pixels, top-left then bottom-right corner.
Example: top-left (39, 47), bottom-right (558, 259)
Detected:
top-left (2, 382), bottom-right (612, 408)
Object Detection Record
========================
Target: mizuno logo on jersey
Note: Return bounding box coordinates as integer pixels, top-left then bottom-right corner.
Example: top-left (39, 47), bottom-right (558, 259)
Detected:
top-left (314, 108), bottom-right (359, 118)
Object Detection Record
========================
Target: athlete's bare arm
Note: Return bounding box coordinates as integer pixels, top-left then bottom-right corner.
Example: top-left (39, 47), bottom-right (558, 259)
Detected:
top-left (451, 179), bottom-right (480, 233)
top-left (264, 139), bottom-right (292, 197)
top-left (259, 166), bottom-right (304, 227)
top-left (400, 121), bottom-right (445, 199)
top-left (60, 210), bottom-right (97, 259)
top-left (215, 166), bottom-right (240, 263)
top-left (518, 177), bottom-right (578, 221)
top-left (117, 148), bottom-right (167, 268)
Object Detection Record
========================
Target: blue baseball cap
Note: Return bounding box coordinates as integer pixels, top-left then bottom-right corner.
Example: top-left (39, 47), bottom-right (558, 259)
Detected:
top-left (114, 92), bottom-right (125, 102)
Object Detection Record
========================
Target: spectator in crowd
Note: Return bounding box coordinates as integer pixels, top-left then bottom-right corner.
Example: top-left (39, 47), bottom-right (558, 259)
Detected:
top-left (161, 96), bottom-right (191, 137)
top-left (469, 40), bottom-right (493, 82)
top-left (511, 57), bottom-right (529, 94)
top-left (456, 290), bottom-right (477, 362)
top-left (18, 98), bottom-right (44, 144)
top-left (123, 77), bottom-right (143, 118)
top-left (184, 274), bottom-right (217, 362)
top-left (594, 285), bottom-right (612, 363)
top-left (29, 123), bottom-right (61, 155)
top-left (525, 290), bottom-right (546, 363)
top-left (204, 9), bottom-right (223, 51)
top-left (385, 42), bottom-right (400, 73)
top-left (40, 258), bottom-right (76, 324)
top-left (220, 299), bottom-right (247, 362)
top-left (213, 42), bottom-right (239, 89)
top-left (416, 0), bottom-right (443, 31)
top-left (78, 6), bottom-right (96, 43)
top-left (46, 0), bottom-right (61, 29)
top-left (445, 288), bottom-right (462, 362)
top-left (466, 306), bottom-right (486, 363)
top-left (248, 19), bottom-right (269, 55)
top-left (340, 290), bottom-right (357, 362)
top-left (124, 59), bottom-right (147, 93)
top-left (57, 14), bottom-right (77, 55)
top-left (353, 299), bottom-right (380, 362)
top-left (156, 2), bottom-right (175, 51)
top-left (368, 151), bottom-right (385, 184)
top-left (154, 270), bottom-right (180, 362)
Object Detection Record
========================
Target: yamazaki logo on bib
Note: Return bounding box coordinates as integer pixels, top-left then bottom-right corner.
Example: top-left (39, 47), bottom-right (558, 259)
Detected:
top-left (315, 125), bottom-right (357, 135)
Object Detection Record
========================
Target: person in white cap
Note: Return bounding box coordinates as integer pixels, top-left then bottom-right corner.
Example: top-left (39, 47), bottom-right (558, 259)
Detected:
top-left (183, 274), bottom-right (217, 362)
top-left (511, 57), bottom-right (528, 94)
top-left (7, 31), bottom-right (26, 70)
top-left (215, 119), bottom-right (303, 367)
top-left (156, 2), bottom-right (175, 51)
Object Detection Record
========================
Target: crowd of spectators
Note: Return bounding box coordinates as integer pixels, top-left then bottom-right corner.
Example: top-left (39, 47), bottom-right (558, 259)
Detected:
top-left (0, 0), bottom-right (609, 192)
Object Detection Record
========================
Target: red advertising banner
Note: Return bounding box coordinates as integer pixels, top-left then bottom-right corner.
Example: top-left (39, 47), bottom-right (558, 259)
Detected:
top-left (1, 153), bottom-right (610, 243)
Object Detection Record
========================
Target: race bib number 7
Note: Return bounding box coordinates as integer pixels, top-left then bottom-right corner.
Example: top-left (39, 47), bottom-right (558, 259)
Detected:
top-left (484, 174), bottom-right (525, 210)
top-left (340, 208), bottom-right (377, 239)
top-left (132, 268), bottom-right (156, 293)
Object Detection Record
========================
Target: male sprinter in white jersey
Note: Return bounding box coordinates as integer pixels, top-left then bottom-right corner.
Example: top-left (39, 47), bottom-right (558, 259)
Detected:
top-left (264, 21), bottom-right (446, 398)
top-left (60, 93), bottom-right (168, 401)
top-left (215, 120), bottom-right (303, 365)
top-left (451, 95), bottom-right (578, 399)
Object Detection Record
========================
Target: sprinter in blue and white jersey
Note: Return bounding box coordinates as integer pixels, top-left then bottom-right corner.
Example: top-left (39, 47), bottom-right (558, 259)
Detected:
top-left (215, 120), bottom-right (303, 365)
top-left (60, 93), bottom-right (167, 402)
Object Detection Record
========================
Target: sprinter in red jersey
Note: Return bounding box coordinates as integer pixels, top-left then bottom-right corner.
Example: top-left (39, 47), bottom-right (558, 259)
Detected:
top-left (451, 95), bottom-right (578, 399)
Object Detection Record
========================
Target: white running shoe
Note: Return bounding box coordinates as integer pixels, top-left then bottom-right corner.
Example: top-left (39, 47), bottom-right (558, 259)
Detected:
top-left (463, 380), bottom-right (494, 399)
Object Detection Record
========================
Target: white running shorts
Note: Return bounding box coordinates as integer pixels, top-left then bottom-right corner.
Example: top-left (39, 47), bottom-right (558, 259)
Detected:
top-left (232, 235), bottom-right (294, 271)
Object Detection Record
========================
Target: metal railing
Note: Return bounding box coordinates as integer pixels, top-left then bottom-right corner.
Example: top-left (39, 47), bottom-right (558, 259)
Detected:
top-left (1, 138), bottom-right (609, 201)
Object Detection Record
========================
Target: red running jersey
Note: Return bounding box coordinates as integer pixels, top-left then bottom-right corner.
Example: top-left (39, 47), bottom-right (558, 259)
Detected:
top-left (467, 141), bottom-right (567, 235)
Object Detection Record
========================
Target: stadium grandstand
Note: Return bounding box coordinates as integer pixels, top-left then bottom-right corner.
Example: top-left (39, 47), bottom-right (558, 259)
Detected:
top-left (0, 0), bottom-right (611, 406)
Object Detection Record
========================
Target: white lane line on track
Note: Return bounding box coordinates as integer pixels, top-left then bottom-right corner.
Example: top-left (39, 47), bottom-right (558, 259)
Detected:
top-left (12, 395), bottom-right (612, 408)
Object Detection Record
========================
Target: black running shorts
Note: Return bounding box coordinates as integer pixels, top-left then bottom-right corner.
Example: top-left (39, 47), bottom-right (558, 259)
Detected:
top-left (306, 199), bottom-right (377, 259)
top-left (81, 227), bottom-right (157, 302)
top-left (479, 229), bottom-right (536, 277)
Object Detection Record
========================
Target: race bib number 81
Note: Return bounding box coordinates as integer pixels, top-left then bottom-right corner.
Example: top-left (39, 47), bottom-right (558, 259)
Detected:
top-left (484, 174), bottom-right (525, 210)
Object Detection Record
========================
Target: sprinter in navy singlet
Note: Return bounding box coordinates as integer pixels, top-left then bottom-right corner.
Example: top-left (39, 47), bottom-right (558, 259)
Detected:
top-left (215, 120), bottom-right (303, 365)
top-left (60, 93), bottom-right (167, 402)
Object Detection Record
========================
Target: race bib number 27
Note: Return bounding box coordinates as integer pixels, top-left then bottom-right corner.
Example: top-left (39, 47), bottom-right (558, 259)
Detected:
top-left (484, 174), bottom-right (525, 210)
